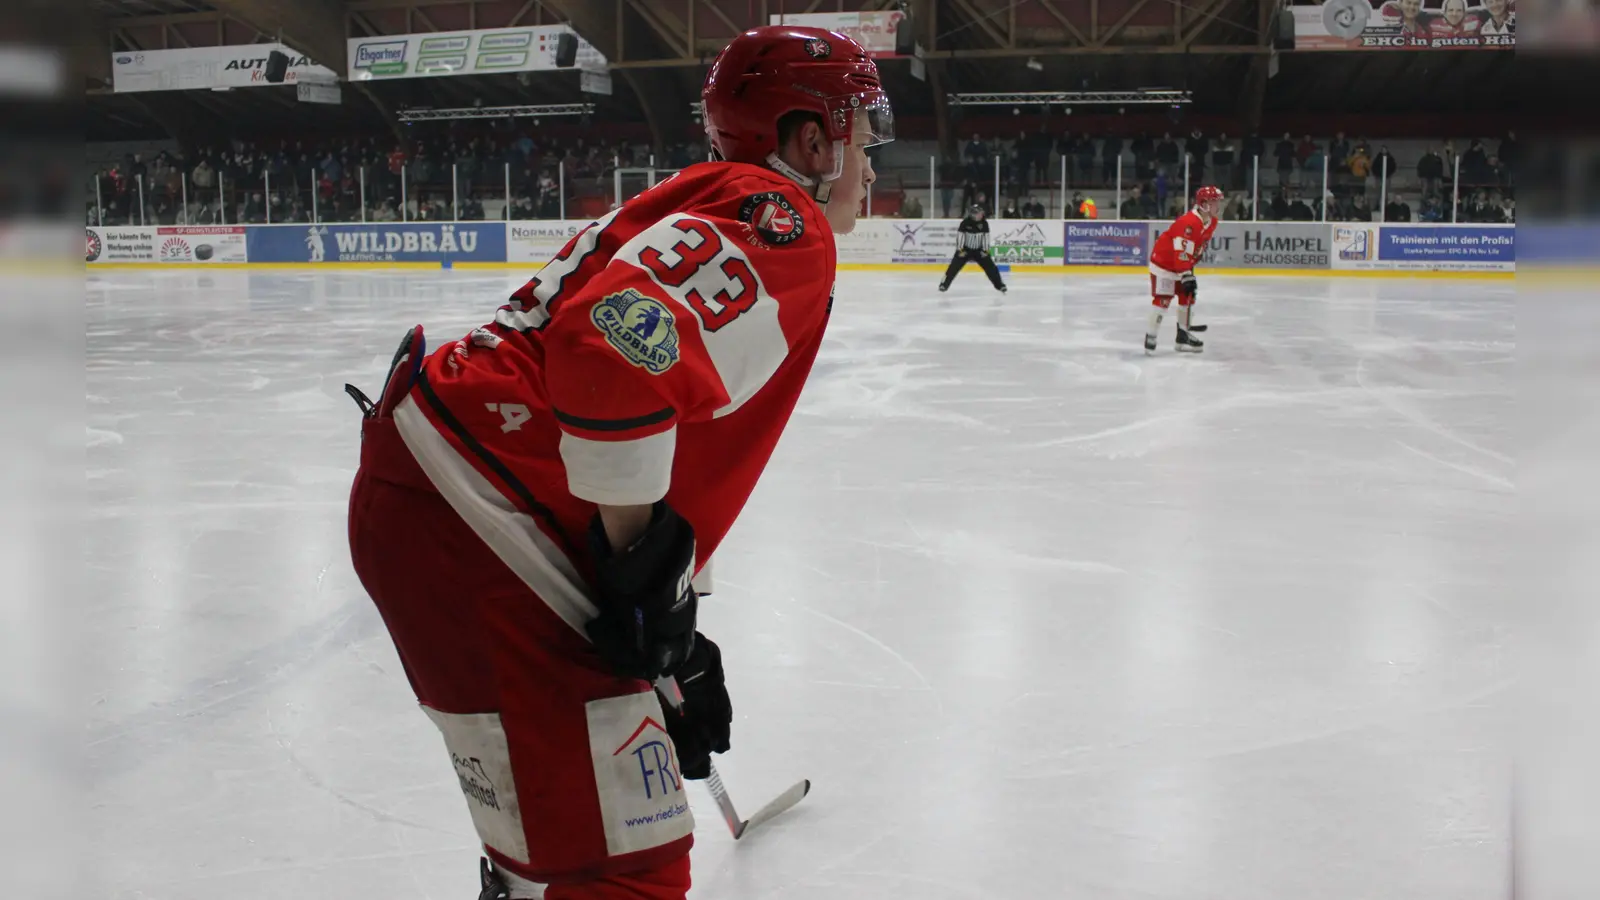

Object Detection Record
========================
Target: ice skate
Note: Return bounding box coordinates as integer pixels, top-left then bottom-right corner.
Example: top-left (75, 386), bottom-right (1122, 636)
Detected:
top-left (1144, 333), bottom-right (1158, 354)
top-left (1176, 328), bottom-right (1204, 353)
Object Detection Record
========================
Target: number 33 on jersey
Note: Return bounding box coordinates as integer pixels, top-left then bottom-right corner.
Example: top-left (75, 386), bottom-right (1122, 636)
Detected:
top-left (405, 162), bottom-right (838, 571)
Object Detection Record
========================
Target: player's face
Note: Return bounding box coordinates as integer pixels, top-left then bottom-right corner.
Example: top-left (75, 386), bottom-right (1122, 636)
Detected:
top-left (824, 117), bottom-right (878, 235)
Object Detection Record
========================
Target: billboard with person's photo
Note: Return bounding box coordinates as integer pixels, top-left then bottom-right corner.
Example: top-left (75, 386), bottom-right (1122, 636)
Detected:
top-left (1293, 0), bottom-right (1516, 49)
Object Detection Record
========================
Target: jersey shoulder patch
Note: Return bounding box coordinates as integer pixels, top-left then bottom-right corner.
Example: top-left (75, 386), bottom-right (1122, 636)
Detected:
top-left (737, 191), bottom-right (805, 247)
top-left (591, 288), bottom-right (680, 375)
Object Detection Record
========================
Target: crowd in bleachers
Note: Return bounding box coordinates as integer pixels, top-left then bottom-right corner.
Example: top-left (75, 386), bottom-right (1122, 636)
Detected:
top-left (88, 122), bottom-right (1515, 225)
top-left (86, 127), bottom-right (694, 226)
top-left (919, 128), bottom-right (1515, 223)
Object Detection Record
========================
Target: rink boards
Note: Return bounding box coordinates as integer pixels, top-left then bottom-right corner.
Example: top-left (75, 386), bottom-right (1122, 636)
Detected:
top-left (85, 219), bottom-right (1518, 276)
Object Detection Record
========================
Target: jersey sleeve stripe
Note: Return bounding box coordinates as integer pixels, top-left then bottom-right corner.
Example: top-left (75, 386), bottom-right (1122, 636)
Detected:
top-left (560, 428), bottom-right (676, 506)
top-left (554, 406), bottom-right (676, 433)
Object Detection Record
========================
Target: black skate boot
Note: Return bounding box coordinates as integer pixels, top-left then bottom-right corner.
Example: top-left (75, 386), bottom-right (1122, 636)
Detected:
top-left (998, 284), bottom-right (1007, 294)
top-left (1143, 333), bottom-right (1157, 354)
top-left (1176, 328), bottom-right (1204, 353)
top-left (938, 281), bottom-right (949, 292)
top-left (478, 858), bottom-right (510, 900)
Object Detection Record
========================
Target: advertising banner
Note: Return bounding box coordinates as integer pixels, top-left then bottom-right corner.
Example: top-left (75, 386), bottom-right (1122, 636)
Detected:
top-left (878, 219), bottom-right (960, 264)
top-left (246, 223), bottom-right (507, 264)
top-left (1332, 224), bottom-right (1514, 271)
top-left (1064, 222), bottom-right (1148, 266)
top-left (507, 221), bottom-right (590, 263)
top-left (152, 226), bottom-right (248, 263)
top-left (86, 226), bottom-right (155, 263)
top-left (767, 10), bottom-right (907, 56)
top-left (989, 220), bottom-right (1063, 266)
top-left (1292, 0), bottom-right (1515, 50)
top-left (112, 45), bottom-right (338, 93)
top-left (1196, 222), bottom-right (1331, 270)
top-left (834, 220), bottom-right (892, 265)
top-left (347, 26), bottom-right (606, 82)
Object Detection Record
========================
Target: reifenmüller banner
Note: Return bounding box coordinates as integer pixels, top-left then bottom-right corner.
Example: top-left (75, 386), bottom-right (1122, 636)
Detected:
top-left (1295, 0), bottom-right (1515, 50)
top-left (347, 26), bottom-right (606, 81)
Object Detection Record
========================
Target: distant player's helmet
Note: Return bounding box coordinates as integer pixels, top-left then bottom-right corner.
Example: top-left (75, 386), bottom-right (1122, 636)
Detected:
top-left (1195, 185), bottom-right (1225, 218)
top-left (702, 26), bottom-right (894, 169)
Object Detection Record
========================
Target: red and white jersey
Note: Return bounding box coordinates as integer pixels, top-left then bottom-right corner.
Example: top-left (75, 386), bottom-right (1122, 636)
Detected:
top-left (391, 162), bottom-right (834, 633)
top-left (1149, 208), bottom-right (1218, 277)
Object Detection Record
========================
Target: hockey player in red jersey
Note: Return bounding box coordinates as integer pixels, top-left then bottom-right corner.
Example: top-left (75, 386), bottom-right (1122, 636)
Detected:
top-left (1145, 185), bottom-right (1223, 354)
top-left (343, 25), bottom-right (890, 900)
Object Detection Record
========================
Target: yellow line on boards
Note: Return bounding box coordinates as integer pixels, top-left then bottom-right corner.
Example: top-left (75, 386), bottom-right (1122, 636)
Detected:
top-left (87, 262), bottom-right (1516, 281)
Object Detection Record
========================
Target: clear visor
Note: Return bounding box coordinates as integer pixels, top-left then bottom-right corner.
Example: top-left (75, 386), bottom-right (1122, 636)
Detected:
top-left (826, 91), bottom-right (895, 148)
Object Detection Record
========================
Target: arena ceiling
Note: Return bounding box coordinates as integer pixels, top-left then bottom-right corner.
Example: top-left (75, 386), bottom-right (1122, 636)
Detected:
top-left (86, 0), bottom-right (1519, 144)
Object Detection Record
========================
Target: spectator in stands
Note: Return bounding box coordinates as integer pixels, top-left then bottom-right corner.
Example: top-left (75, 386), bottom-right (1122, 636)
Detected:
top-left (1154, 170), bottom-right (1170, 213)
top-left (1328, 132), bottom-right (1351, 176)
top-left (1075, 136), bottom-right (1096, 189)
top-left (1288, 193), bottom-right (1314, 221)
top-left (1120, 185), bottom-right (1146, 219)
top-left (1462, 138), bottom-right (1489, 186)
top-left (1131, 132), bottom-right (1155, 180)
top-left (1156, 133), bottom-right (1180, 180)
top-left (1417, 147), bottom-right (1445, 197)
top-left (1023, 198), bottom-right (1046, 218)
top-left (1102, 133), bottom-right (1124, 185)
top-left (1485, 155), bottom-right (1508, 189)
top-left (1001, 198), bottom-right (1020, 219)
top-left (902, 194), bottom-right (924, 219)
top-left (1226, 192), bottom-right (1250, 221)
top-left (1348, 145), bottom-right (1372, 194)
top-left (1419, 194), bottom-right (1444, 222)
top-left (1374, 146), bottom-right (1398, 190)
top-left (1497, 130), bottom-right (1516, 180)
top-left (1276, 133), bottom-right (1297, 186)
top-left (1212, 134), bottom-right (1235, 190)
top-left (1296, 134), bottom-right (1317, 169)
top-left (1384, 196), bottom-right (1412, 222)
top-left (1499, 193), bottom-right (1515, 222)
top-left (965, 133), bottom-right (988, 179)
top-left (1029, 127), bottom-right (1054, 184)
top-left (1351, 194), bottom-right (1373, 222)
top-left (1302, 140), bottom-right (1325, 185)
top-left (1269, 189), bottom-right (1289, 220)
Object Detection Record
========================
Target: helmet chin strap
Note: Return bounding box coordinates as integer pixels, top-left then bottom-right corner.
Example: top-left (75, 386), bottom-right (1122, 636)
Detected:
top-left (765, 140), bottom-right (846, 205)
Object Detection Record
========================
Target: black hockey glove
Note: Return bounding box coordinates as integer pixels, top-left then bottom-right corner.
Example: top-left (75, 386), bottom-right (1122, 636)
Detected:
top-left (660, 633), bottom-right (732, 780)
top-left (1179, 271), bottom-right (1198, 296)
top-left (586, 502), bottom-right (698, 681)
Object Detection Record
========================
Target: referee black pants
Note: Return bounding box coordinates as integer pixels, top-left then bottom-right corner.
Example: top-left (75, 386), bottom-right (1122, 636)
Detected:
top-left (942, 249), bottom-right (1006, 290)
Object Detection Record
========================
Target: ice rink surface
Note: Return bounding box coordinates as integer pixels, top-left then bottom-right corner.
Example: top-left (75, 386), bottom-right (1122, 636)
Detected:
top-left (86, 267), bottom-right (1513, 899)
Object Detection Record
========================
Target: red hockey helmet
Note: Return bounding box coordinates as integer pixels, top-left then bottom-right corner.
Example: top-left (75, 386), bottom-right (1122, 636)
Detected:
top-left (702, 25), bottom-right (894, 166)
top-left (1195, 184), bottom-right (1224, 216)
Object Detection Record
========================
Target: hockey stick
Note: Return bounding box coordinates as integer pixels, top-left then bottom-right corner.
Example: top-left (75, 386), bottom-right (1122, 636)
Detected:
top-left (657, 676), bottom-right (811, 840)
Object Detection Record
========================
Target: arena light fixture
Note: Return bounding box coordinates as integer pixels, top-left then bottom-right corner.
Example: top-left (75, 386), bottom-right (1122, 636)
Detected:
top-left (396, 103), bottom-right (595, 122)
top-left (946, 90), bottom-right (1192, 106)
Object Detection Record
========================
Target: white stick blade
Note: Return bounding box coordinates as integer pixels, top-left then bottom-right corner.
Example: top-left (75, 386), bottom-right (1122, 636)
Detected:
top-left (737, 779), bottom-right (811, 838)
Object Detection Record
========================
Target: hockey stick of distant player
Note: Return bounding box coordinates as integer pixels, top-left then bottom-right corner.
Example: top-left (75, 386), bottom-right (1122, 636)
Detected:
top-left (656, 676), bottom-right (811, 839)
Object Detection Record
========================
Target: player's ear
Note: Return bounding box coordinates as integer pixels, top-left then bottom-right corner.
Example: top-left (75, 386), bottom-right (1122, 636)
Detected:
top-left (798, 119), bottom-right (829, 173)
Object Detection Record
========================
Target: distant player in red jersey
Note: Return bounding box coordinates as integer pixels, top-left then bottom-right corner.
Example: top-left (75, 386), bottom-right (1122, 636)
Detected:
top-left (343, 26), bottom-right (891, 900)
top-left (1145, 185), bottom-right (1223, 354)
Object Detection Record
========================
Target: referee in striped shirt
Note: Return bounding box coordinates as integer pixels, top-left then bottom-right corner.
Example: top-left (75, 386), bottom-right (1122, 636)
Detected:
top-left (938, 204), bottom-right (1008, 293)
